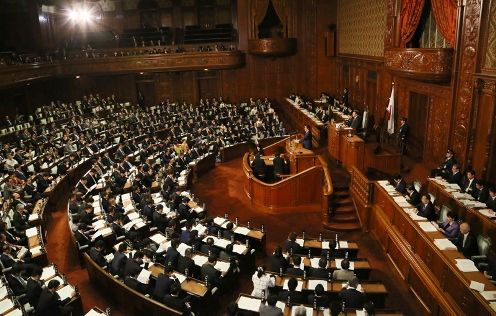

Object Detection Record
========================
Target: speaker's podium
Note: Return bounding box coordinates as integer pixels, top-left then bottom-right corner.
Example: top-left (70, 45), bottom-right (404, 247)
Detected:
top-left (285, 136), bottom-right (319, 174)
top-left (242, 135), bottom-right (332, 214)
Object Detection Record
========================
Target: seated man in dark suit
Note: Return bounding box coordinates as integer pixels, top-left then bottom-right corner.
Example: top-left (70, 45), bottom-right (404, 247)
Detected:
top-left (348, 110), bottom-right (362, 131)
top-left (6, 264), bottom-right (28, 296)
top-left (454, 222), bottom-right (478, 258)
top-left (153, 265), bottom-right (179, 300)
top-left (201, 256), bottom-right (221, 288)
top-left (285, 256), bottom-right (304, 277)
top-left (431, 149), bottom-right (457, 178)
top-left (309, 257), bottom-right (329, 279)
top-left (486, 187), bottom-right (496, 211)
top-left (251, 153), bottom-right (266, 180)
top-left (473, 180), bottom-right (489, 203)
top-left (200, 237), bottom-right (219, 258)
top-left (416, 194), bottom-right (436, 221)
top-left (393, 174), bottom-right (406, 194)
top-left (339, 277), bottom-right (367, 309)
top-left (164, 239), bottom-right (181, 268)
top-left (177, 248), bottom-right (199, 278)
top-left (307, 283), bottom-right (330, 309)
top-left (332, 258), bottom-right (355, 282)
top-left (89, 240), bottom-right (108, 268)
top-left (110, 242), bottom-right (128, 277)
top-left (221, 222), bottom-right (235, 240)
top-left (258, 294), bottom-right (283, 316)
top-left (446, 164), bottom-right (463, 186)
top-left (284, 232), bottom-right (302, 254)
top-left (460, 169), bottom-right (477, 195)
top-left (162, 283), bottom-right (193, 314)
top-left (272, 151), bottom-right (287, 180)
top-left (270, 246), bottom-right (289, 273)
top-left (26, 266), bottom-right (43, 308)
top-left (36, 279), bottom-right (74, 316)
top-left (123, 251), bottom-right (145, 279)
top-left (278, 277), bottom-right (303, 304)
top-left (406, 185), bottom-right (421, 206)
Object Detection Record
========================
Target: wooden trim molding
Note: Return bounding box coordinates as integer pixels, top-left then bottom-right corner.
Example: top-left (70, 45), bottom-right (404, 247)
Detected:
top-left (384, 48), bottom-right (454, 82)
top-left (0, 51), bottom-right (245, 87)
top-left (248, 38), bottom-right (297, 56)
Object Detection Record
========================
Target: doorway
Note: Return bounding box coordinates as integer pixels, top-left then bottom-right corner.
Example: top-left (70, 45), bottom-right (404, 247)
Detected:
top-left (408, 92), bottom-right (428, 161)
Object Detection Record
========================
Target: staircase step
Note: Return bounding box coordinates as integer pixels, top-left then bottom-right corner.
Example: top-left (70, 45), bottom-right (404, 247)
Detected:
top-left (323, 221), bottom-right (362, 232)
top-left (332, 213), bottom-right (359, 223)
top-left (334, 205), bottom-right (356, 213)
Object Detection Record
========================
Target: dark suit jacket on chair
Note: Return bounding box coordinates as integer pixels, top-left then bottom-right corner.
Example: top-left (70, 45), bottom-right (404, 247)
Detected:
top-left (455, 232), bottom-right (479, 258)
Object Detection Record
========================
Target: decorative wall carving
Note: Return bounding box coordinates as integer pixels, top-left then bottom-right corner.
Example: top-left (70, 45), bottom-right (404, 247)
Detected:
top-left (248, 38), bottom-right (297, 56)
top-left (451, 0), bottom-right (482, 166)
top-left (384, 48), bottom-right (454, 82)
top-left (484, 0), bottom-right (496, 68)
top-left (338, 0), bottom-right (387, 57)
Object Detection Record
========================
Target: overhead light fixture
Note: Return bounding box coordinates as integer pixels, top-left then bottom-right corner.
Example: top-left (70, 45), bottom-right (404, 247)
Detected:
top-left (75, 75), bottom-right (80, 79)
top-left (139, 72), bottom-right (144, 75)
top-left (204, 68), bottom-right (209, 71)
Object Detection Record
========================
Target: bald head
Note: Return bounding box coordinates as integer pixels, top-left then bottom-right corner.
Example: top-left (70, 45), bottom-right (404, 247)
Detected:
top-left (460, 222), bottom-right (470, 234)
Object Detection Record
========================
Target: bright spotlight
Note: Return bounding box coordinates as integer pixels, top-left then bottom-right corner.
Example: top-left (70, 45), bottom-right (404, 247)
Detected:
top-left (80, 8), bottom-right (92, 22)
top-left (67, 9), bottom-right (78, 21)
top-left (66, 5), bottom-right (95, 24)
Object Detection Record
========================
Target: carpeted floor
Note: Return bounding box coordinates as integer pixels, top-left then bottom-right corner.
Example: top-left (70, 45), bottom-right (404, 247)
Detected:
top-left (45, 157), bottom-right (419, 316)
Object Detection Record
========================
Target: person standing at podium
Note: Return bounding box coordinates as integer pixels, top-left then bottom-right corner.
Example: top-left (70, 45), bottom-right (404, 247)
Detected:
top-left (299, 125), bottom-right (312, 149)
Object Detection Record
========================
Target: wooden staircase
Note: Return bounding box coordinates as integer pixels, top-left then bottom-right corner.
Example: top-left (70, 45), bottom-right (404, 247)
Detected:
top-left (324, 186), bottom-right (362, 232)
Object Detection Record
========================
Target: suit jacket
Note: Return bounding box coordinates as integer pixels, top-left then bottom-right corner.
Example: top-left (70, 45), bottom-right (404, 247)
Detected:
top-left (110, 251), bottom-right (127, 276)
top-left (6, 274), bottom-right (27, 295)
top-left (473, 187), bottom-right (489, 203)
top-left (258, 304), bottom-right (283, 316)
top-left (162, 294), bottom-right (189, 313)
top-left (399, 123), bottom-right (409, 142)
top-left (164, 247), bottom-right (180, 268)
top-left (251, 157), bottom-right (266, 177)
top-left (26, 278), bottom-right (43, 306)
top-left (486, 196), bottom-right (496, 211)
top-left (409, 190), bottom-right (421, 206)
top-left (284, 240), bottom-right (302, 254)
top-left (153, 275), bottom-right (178, 299)
top-left (201, 263), bottom-right (221, 287)
top-left (272, 156), bottom-right (286, 175)
top-left (441, 157), bottom-right (457, 171)
top-left (339, 288), bottom-right (367, 309)
top-left (270, 255), bottom-right (288, 273)
top-left (300, 131), bottom-right (312, 149)
top-left (349, 115), bottom-right (362, 130)
top-left (460, 178), bottom-right (476, 194)
top-left (447, 171), bottom-right (463, 186)
top-left (455, 232), bottom-right (478, 258)
top-left (395, 180), bottom-right (406, 194)
top-left (123, 258), bottom-right (142, 278)
top-left (74, 230), bottom-right (90, 247)
top-left (177, 256), bottom-right (198, 278)
top-left (12, 211), bottom-right (29, 231)
top-left (278, 290), bottom-right (303, 304)
top-left (285, 267), bottom-right (304, 277)
top-left (36, 289), bottom-right (70, 316)
top-left (89, 247), bottom-right (108, 268)
top-left (307, 294), bottom-right (330, 309)
top-left (309, 267), bottom-right (330, 279)
top-left (416, 202), bottom-right (436, 221)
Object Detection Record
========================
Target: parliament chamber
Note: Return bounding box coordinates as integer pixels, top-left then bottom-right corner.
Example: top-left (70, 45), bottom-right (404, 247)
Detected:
top-left (0, 0), bottom-right (496, 315)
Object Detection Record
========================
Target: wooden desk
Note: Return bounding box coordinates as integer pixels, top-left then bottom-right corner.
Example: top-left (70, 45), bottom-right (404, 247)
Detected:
top-left (427, 178), bottom-right (496, 247)
top-left (328, 122), bottom-right (354, 162)
top-left (340, 135), bottom-right (364, 172)
top-left (367, 182), bottom-right (496, 315)
top-left (148, 263), bottom-right (208, 297)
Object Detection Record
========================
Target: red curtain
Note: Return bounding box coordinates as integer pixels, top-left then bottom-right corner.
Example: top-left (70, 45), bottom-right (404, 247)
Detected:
top-left (431, 0), bottom-right (458, 47)
top-left (400, 0), bottom-right (425, 47)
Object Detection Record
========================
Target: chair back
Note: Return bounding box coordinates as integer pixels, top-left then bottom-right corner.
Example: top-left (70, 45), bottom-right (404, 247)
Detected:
top-left (414, 181), bottom-right (422, 192)
top-left (428, 193), bottom-right (436, 204)
top-left (437, 205), bottom-right (451, 223)
top-left (477, 235), bottom-right (491, 256)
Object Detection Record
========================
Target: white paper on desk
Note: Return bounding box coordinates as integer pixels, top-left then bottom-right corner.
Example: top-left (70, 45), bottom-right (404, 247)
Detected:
top-left (105, 253), bottom-right (114, 262)
top-left (418, 222), bottom-right (438, 232)
top-left (213, 217), bottom-right (226, 226)
top-left (193, 255), bottom-right (208, 267)
top-left (214, 261), bottom-right (230, 272)
top-left (339, 241), bottom-right (348, 248)
top-left (481, 291), bottom-right (496, 301)
top-left (295, 238), bottom-right (304, 247)
top-left (233, 226), bottom-right (251, 236)
top-left (92, 219), bottom-right (106, 230)
top-left (149, 233), bottom-right (167, 244)
top-left (393, 196), bottom-right (408, 204)
top-left (127, 212), bottom-right (140, 221)
top-left (321, 241), bottom-right (330, 250)
top-left (28, 214), bottom-right (39, 221)
top-left (192, 224), bottom-right (207, 235)
top-left (214, 237), bottom-right (231, 249)
top-left (434, 238), bottom-right (457, 250)
top-left (41, 265), bottom-right (56, 281)
top-left (94, 207), bottom-right (102, 215)
top-left (276, 301), bottom-right (286, 311)
top-left (30, 246), bottom-right (43, 256)
top-left (291, 306), bottom-right (313, 316)
top-left (92, 200), bottom-right (101, 208)
top-left (175, 273), bottom-right (187, 284)
top-left (455, 259), bottom-right (479, 272)
top-left (85, 309), bottom-right (104, 316)
top-left (283, 279), bottom-right (303, 291)
top-left (0, 285), bottom-right (8, 300)
top-left (307, 279), bottom-right (328, 290)
top-left (410, 213), bottom-right (428, 221)
top-left (56, 284), bottom-right (74, 301)
top-left (0, 298), bottom-right (14, 315)
top-left (355, 310), bottom-right (366, 316)
top-left (474, 202), bottom-right (488, 208)
top-left (470, 280), bottom-right (485, 292)
top-left (137, 269), bottom-right (151, 284)
top-left (335, 259), bottom-right (354, 270)
top-left (177, 243), bottom-right (192, 256)
top-left (479, 209), bottom-right (496, 218)
top-left (237, 296), bottom-right (262, 312)
top-left (25, 227), bottom-right (38, 237)
top-left (156, 241), bottom-right (171, 253)
top-left (310, 257), bottom-right (322, 268)
top-left (5, 308), bottom-right (23, 316)
top-left (232, 244), bottom-right (247, 255)
top-left (397, 201), bottom-right (412, 208)
top-left (377, 180), bottom-right (389, 186)
top-left (100, 227), bottom-right (113, 236)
